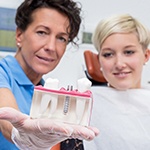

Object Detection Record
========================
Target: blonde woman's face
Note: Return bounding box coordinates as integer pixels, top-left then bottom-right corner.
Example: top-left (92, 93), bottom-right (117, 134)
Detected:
top-left (99, 33), bottom-right (149, 90)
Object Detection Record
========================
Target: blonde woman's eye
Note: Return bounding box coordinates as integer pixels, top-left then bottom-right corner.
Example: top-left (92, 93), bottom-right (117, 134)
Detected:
top-left (125, 50), bottom-right (135, 55)
top-left (102, 53), bottom-right (113, 58)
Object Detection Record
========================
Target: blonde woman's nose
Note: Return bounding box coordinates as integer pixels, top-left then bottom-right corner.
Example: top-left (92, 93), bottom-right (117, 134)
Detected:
top-left (115, 56), bottom-right (126, 70)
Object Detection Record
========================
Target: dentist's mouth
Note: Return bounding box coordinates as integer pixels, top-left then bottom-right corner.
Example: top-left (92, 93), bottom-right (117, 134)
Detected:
top-left (36, 55), bottom-right (54, 62)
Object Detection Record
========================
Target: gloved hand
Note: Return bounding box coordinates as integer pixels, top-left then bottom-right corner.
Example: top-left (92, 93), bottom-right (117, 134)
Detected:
top-left (0, 107), bottom-right (99, 150)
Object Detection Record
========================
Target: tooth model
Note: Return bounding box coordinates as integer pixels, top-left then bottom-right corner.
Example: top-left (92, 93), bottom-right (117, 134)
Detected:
top-left (30, 78), bottom-right (93, 126)
top-left (76, 78), bottom-right (92, 125)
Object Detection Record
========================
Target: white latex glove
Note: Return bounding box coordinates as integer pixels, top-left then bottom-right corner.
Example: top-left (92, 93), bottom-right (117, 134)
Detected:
top-left (0, 107), bottom-right (99, 150)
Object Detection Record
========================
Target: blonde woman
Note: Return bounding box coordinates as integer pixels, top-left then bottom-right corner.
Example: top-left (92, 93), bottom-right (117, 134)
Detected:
top-left (84, 14), bottom-right (150, 150)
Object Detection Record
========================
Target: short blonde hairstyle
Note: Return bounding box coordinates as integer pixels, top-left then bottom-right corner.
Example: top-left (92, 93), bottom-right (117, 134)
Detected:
top-left (92, 14), bottom-right (150, 52)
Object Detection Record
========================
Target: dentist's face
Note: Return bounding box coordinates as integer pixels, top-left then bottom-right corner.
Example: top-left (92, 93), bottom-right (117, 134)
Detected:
top-left (15, 8), bottom-right (69, 75)
top-left (99, 33), bottom-right (149, 90)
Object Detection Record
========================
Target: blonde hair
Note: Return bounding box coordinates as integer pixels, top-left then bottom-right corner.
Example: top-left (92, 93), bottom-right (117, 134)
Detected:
top-left (92, 14), bottom-right (150, 52)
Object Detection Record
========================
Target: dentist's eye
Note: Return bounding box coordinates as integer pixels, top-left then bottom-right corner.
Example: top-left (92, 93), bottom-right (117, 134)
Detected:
top-left (59, 37), bottom-right (66, 42)
top-left (37, 31), bottom-right (47, 36)
top-left (58, 36), bottom-right (68, 44)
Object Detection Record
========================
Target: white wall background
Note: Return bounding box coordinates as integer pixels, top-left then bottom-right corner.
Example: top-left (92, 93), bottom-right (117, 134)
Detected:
top-left (0, 0), bottom-right (22, 8)
top-left (1, 0), bottom-right (150, 88)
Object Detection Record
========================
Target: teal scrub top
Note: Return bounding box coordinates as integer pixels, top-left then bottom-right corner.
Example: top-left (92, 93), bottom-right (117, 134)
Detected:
top-left (0, 55), bottom-right (35, 149)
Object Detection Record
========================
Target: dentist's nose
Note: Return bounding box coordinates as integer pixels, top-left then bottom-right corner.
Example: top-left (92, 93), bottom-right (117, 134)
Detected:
top-left (44, 36), bottom-right (56, 52)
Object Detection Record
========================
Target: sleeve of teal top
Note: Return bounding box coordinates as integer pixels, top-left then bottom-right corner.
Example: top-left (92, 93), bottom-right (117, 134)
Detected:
top-left (0, 65), bottom-right (12, 90)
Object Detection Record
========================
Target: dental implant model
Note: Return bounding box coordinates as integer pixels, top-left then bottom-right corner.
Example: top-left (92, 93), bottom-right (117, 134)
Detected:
top-left (30, 78), bottom-right (92, 126)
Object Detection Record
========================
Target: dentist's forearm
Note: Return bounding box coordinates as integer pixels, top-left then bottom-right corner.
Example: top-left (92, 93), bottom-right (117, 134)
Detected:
top-left (0, 120), bottom-right (13, 143)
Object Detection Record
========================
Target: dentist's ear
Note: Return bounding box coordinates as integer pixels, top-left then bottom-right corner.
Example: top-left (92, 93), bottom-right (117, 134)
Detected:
top-left (16, 28), bottom-right (23, 48)
top-left (17, 43), bottom-right (21, 48)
